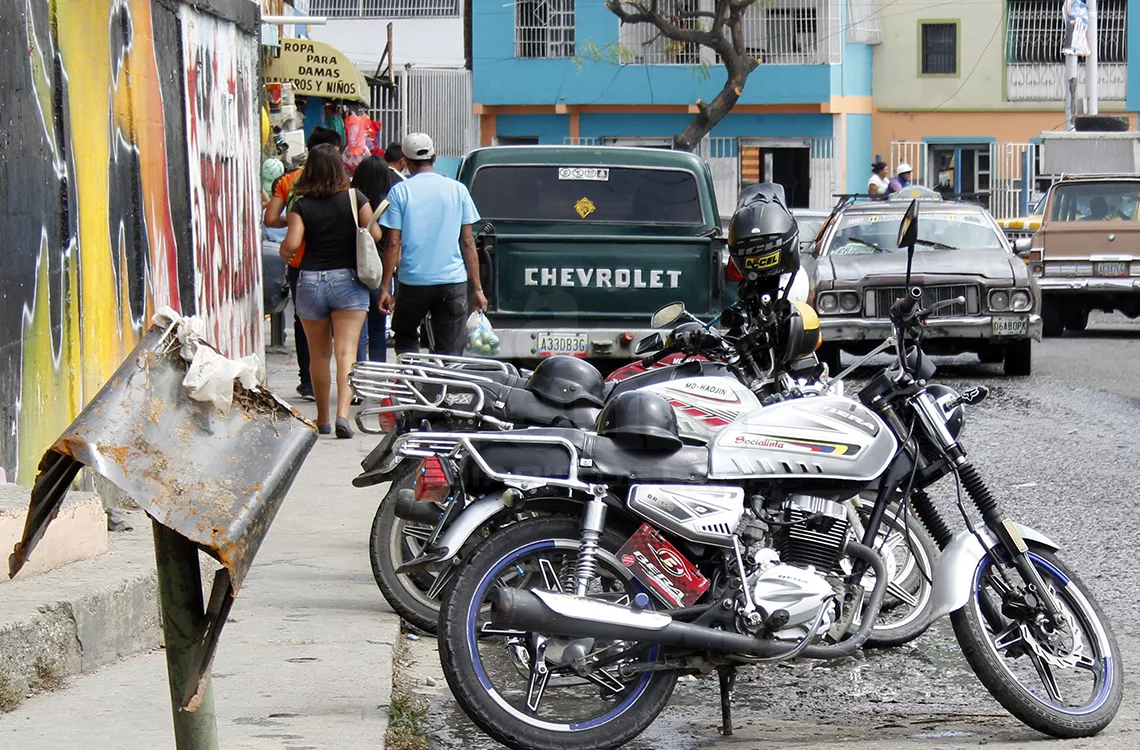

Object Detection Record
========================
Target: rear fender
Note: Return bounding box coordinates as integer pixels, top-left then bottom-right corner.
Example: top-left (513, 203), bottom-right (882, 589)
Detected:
top-left (930, 523), bottom-right (1061, 621)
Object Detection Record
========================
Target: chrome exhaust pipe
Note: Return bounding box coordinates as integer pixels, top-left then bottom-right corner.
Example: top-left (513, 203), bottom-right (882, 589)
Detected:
top-left (490, 541), bottom-right (888, 660)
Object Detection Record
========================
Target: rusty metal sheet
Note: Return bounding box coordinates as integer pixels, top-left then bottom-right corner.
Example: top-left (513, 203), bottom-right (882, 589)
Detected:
top-left (9, 323), bottom-right (317, 590)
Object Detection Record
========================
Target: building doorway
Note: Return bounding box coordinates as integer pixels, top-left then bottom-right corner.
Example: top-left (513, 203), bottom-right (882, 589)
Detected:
top-left (930, 144), bottom-right (992, 210)
top-left (739, 138), bottom-right (811, 208)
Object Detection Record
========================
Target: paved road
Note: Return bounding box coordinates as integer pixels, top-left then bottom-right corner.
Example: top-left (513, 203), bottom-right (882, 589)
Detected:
top-left (408, 312), bottom-right (1140, 749)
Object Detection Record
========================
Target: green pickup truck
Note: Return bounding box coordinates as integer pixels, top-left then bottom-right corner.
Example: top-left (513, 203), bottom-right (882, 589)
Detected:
top-left (457, 146), bottom-right (730, 359)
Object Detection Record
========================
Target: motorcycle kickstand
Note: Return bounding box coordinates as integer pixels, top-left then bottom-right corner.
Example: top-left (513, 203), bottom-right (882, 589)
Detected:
top-left (718, 665), bottom-right (737, 736)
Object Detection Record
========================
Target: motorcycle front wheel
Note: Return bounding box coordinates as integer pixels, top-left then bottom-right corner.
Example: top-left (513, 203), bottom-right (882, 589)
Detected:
top-left (951, 545), bottom-right (1123, 738)
top-left (438, 517), bottom-right (677, 750)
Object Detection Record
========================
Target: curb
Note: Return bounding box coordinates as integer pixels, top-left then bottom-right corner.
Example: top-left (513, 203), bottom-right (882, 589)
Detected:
top-left (0, 518), bottom-right (161, 705)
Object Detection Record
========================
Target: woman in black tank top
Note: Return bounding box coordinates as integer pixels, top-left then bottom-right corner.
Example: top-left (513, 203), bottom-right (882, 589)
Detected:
top-left (281, 144), bottom-right (384, 437)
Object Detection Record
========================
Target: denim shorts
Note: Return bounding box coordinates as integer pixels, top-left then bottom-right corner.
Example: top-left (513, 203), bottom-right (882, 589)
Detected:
top-left (295, 269), bottom-right (370, 319)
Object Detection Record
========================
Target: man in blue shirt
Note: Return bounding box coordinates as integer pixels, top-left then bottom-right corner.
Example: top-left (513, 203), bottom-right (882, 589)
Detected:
top-left (378, 133), bottom-right (487, 355)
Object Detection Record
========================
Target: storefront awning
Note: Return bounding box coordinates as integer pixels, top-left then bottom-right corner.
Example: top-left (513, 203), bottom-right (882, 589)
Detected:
top-left (264, 38), bottom-right (369, 104)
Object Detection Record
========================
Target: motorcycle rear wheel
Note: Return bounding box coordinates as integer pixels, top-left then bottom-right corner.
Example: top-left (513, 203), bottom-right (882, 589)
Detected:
top-left (438, 517), bottom-right (677, 750)
top-left (369, 463), bottom-right (445, 633)
top-left (951, 546), bottom-right (1122, 738)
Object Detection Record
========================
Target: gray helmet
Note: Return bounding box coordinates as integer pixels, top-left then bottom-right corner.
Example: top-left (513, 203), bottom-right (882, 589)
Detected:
top-left (525, 356), bottom-right (605, 407)
top-left (595, 391), bottom-right (682, 451)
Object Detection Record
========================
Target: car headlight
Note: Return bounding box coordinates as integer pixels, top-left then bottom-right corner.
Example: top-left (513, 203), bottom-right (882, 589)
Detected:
top-left (1009, 289), bottom-right (1032, 312)
top-left (839, 292), bottom-right (861, 313)
top-left (817, 293), bottom-right (840, 314)
top-left (989, 290), bottom-right (1010, 311)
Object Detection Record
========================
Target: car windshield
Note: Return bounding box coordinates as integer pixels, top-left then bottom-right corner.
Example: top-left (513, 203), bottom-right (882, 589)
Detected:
top-left (1049, 181), bottom-right (1140, 222)
top-left (469, 165), bottom-right (705, 224)
top-left (796, 216), bottom-right (826, 243)
top-left (825, 210), bottom-right (1005, 255)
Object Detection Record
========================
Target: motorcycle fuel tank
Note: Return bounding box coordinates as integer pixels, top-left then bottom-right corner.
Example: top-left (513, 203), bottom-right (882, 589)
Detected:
top-left (709, 396), bottom-right (896, 482)
top-left (640, 376), bottom-right (761, 443)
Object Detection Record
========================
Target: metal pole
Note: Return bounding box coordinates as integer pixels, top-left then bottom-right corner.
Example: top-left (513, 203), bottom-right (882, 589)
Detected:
top-left (153, 521), bottom-right (219, 750)
top-left (1086, 0), bottom-right (1099, 114)
top-left (1020, 149), bottom-right (1032, 217)
top-left (1064, 54), bottom-right (1078, 129)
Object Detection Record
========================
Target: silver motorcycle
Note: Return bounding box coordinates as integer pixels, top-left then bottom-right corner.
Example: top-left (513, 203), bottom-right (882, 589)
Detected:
top-left (407, 202), bottom-right (1121, 750)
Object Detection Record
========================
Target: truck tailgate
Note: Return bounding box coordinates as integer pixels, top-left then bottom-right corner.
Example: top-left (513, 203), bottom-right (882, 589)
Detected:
top-left (488, 233), bottom-right (720, 318)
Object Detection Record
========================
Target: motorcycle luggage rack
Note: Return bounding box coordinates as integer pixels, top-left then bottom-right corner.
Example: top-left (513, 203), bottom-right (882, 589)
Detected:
top-left (348, 365), bottom-right (513, 434)
top-left (394, 431), bottom-right (595, 492)
top-left (396, 353), bottom-right (518, 376)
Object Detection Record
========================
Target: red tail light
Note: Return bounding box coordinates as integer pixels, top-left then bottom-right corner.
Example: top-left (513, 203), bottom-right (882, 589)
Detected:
top-left (378, 396), bottom-right (398, 432)
top-left (725, 258), bottom-right (743, 283)
top-left (413, 456), bottom-right (450, 504)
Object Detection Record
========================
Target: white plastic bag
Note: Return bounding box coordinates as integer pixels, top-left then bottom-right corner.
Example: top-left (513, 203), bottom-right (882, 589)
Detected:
top-left (464, 311), bottom-right (501, 357)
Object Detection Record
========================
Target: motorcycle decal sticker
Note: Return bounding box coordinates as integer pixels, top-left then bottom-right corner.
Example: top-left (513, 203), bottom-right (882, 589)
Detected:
top-left (743, 251), bottom-right (780, 271)
top-left (664, 397), bottom-right (736, 427)
top-left (618, 523), bottom-right (710, 608)
top-left (731, 433), bottom-right (861, 456)
top-left (669, 381), bottom-right (743, 404)
top-left (443, 392), bottom-right (475, 406)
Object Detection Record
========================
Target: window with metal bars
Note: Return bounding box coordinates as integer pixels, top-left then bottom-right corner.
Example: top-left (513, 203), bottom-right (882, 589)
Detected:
top-left (617, 0), bottom-right (704, 65)
top-left (1005, 0), bottom-right (1127, 64)
top-left (516, 0), bottom-right (576, 59)
top-left (920, 22), bottom-right (958, 75)
top-left (308, 0), bottom-right (460, 19)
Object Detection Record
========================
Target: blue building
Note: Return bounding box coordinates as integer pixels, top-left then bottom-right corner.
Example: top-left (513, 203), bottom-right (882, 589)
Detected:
top-left (471, 0), bottom-right (879, 212)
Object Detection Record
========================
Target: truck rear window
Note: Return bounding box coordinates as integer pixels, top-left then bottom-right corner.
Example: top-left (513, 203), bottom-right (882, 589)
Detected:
top-left (469, 166), bottom-right (705, 225)
top-left (1049, 182), bottom-right (1140, 222)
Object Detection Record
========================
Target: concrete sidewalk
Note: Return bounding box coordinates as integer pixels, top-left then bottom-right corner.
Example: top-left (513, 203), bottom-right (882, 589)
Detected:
top-left (0, 348), bottom-right (402, 749)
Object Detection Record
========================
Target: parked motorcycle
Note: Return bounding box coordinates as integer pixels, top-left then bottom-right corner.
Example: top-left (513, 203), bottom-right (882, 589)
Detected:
top-left (413, 200), bottom-right (1121, 750)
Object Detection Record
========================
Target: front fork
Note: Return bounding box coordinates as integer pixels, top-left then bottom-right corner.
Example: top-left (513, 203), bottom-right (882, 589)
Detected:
top-left (909, 392), bottom-right (1065, 622)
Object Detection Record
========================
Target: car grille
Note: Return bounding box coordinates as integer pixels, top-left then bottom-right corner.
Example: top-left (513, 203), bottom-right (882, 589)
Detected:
top-left (868, 285), bottom-right (981, 318)
top-left (1002, 229), bottom-right (1035, 244)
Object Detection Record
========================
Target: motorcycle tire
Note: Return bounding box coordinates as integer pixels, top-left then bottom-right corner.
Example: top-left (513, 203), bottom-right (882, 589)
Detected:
top-left (861, 504), bottom-right (937, 648)
top-left (951, 545), bottom-right (1123, 738)
top-left (369, 462), bottom-right (444, 633)
top-left (439, 517), bottom-right (678, 750)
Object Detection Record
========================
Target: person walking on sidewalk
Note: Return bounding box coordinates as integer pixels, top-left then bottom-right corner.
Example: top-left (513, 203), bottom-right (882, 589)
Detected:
top-left (264, 126), bottom-right (344, 400)
top-left (351, 155), bottom-right (394, 362)
top-left (384, 141), bottom-right (407, 184)
top-left (378, 133), bottom-right (487, 356)
top-left (280, 144), bottom-right (384, 438)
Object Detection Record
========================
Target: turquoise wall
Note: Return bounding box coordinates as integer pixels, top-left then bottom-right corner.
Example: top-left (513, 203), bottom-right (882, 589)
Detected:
top-left (844, 114), bottom-right (873, 193)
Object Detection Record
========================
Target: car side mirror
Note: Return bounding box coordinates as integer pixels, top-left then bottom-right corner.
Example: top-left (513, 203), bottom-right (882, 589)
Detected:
top-left (1013, 237), bottom-right (1032, 258)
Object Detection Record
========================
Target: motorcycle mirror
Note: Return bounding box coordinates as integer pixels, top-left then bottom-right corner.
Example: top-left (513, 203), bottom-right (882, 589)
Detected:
top-left (635, 332), bottom-right (664, 356)
top-left (651, 302), bottom-right (687, 329)
top-left (898, 199), bottom-right (920, 289)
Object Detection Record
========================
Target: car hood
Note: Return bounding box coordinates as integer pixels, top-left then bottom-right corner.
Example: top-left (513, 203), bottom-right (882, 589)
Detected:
top-left (826, 250), bottom-right (1016, 286)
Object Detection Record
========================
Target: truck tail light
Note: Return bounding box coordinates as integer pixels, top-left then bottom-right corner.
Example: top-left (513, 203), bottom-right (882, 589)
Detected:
top-left (726, 258), bottom-right (743, 283)
top-left (413, 457), bottom-right (451, 504)
top-left (378, 396), bottom-right (398, 432)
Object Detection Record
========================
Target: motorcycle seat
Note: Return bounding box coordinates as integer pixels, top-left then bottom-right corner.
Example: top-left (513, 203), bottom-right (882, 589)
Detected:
top-left (467, 428), bottom-right (708, 484)
top-left (490, 386), bottom-right (600, 429)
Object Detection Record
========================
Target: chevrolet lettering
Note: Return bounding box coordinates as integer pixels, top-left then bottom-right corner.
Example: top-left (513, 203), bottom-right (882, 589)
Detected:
top-left (524, 267), bottom-right (683, 289)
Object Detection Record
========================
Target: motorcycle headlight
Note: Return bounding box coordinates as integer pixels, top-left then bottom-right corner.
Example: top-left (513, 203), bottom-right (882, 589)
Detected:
top-left (817, 293), bottom-right (840, 314)
top-left (1009, 289), bottom-right (1032, 312)
top-left (929, 385), bottom-right (965, 439)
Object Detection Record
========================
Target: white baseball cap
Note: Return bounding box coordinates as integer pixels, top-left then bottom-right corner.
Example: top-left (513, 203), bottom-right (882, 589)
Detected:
top-left (897, 162), bottom-right (913, 175)
top-left (402, 133), bottom-right (436, 160)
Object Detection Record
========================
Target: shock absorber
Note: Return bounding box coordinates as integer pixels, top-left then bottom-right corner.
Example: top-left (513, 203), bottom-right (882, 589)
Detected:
top-left (575, 494), bottom-right (608, 596)
top-left (957, 463), bottom-right (1001, 525)
top-left (909, 488), bottom-right (954, 550)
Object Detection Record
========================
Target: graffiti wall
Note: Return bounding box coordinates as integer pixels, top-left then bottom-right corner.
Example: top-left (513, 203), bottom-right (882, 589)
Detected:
top-left (0, 0), bottom-right (262, 485)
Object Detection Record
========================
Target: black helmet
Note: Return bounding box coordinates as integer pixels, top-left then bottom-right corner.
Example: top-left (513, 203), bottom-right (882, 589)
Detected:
top-left (596, 391), bottom-right (683, 451)
top-left (927, 384), bottom-right (965, 440)
top-left (665, 321), bottom-right (703, 349)
top-left (777, 301), bottom-right (822, 365)
top-left (727, 183), bottom-right (800, 292)
top-left (526, 356), bottom-right (604, 407)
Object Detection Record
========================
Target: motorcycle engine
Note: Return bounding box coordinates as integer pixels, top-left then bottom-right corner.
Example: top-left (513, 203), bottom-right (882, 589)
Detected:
top-left (744, 495), bottom-right (851, 640)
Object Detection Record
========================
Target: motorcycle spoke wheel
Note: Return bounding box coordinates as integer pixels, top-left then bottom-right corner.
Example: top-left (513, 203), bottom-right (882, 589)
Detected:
top-left (952, 547), bottom-right (1123, 738)
top-left (439, 517), bottom-right (677, 750)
